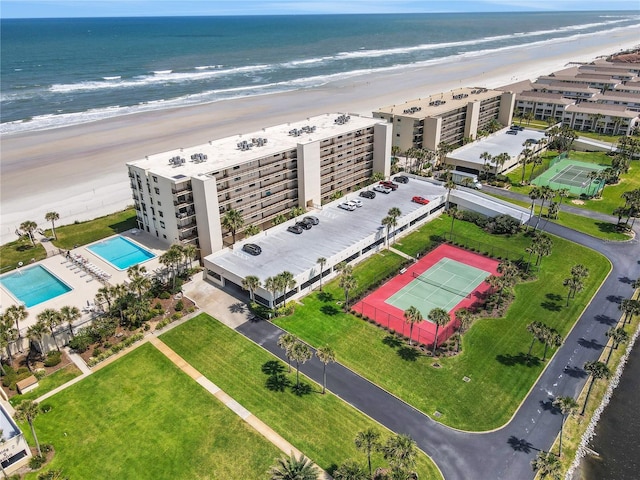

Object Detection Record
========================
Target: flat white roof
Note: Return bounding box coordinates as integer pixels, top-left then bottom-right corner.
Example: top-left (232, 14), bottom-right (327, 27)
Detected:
top-left (450, 128), bottom-right (547, 167)
top-left (128, 113), bottom-right (384, 179)
top-left (374, 87), bottom-right (504, 118)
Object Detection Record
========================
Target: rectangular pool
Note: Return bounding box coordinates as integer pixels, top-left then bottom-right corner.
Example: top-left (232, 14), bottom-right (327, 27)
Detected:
top-left (0, 265), bottom-right (72, 308)
top-left (87, 236), bottom-right (155, 270)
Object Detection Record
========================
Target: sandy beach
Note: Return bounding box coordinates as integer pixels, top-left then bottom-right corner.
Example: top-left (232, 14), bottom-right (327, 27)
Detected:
top-left (1, 26), bottom-right (638, 245)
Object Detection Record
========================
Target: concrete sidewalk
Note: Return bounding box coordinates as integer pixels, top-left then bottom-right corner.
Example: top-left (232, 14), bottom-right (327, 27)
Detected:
top-left (148, 337), bottom-right (330, 480)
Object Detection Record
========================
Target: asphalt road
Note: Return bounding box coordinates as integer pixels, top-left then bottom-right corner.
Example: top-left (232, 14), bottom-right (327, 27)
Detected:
top-left (236, 213), bottom-right (639, 480)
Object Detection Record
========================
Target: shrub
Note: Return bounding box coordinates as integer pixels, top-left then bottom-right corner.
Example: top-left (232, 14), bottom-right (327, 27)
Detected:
top-left (38, 470), bottom-right (67, 480)
top-left (155, 320), bottom-right (169, 331)
top-left (154, 302), bottom-right (162, 310)
top-left (187, 307), bottom-right (195, 313)
top-left (69, 332), bottom-right (93, 353)
top-left (159, 291), bottom-right (171, 300)
top-left (484, 214), bottom-right (521, 235)
top-left (174, 300), bottom-right (184, 312)
top-left (171, 313), bottom-right (181, 321)
top-left (29, 455), bottom-right (46, 469)
top-left (44, 351), bottom-right (62, 367)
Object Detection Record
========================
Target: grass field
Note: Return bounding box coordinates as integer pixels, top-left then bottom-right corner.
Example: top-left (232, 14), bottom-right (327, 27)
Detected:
top-left (52, 208), bottom-right (137, 250)
top-left (10, 364), bottom-right (82, 406)
top-left (160, 314), bottom-right (441, 479)
top-left (0, 238), bottom-right (47, 273)
top-left (274, 219), bottom-right (610, 431)
top-left (21, 344), bottom-right (281, 480)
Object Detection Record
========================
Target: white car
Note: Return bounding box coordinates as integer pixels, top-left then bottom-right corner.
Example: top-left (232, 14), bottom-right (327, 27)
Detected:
top-left (347, 199), bottom-right (363, 208)
top-left (373, 185), bottom-right (392, 194)
top-left (338, 202), bottom-right (356, 211)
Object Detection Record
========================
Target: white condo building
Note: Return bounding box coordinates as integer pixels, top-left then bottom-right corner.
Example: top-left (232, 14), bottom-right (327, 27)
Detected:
top-left (127, 113), bottom-right (392, 257)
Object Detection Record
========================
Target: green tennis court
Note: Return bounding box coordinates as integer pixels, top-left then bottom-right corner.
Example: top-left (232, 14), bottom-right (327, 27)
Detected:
top-left (385, 258), bottom-right (491, 317)
top-left (531, 157), bottom-right (607, 196)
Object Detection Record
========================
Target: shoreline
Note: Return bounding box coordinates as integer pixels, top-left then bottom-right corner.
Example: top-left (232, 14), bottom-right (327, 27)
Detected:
top-left (1, 26), bottom-right (638, 245)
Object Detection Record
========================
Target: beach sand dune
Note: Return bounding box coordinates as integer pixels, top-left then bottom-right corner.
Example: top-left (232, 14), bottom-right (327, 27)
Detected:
top-left (1, 27), bottom-right (638, 245)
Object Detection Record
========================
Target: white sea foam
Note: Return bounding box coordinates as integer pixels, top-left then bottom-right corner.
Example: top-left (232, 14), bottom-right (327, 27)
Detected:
top-left (103, 76), bottom-right (121, 80)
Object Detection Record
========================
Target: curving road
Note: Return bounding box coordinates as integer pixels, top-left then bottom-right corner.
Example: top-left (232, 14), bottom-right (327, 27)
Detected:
top-left (237, 210), bottom-right (639, 480)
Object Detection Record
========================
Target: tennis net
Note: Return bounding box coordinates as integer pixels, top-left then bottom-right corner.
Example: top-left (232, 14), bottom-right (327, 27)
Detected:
top-left (412, 272), bottom-right (471, 298)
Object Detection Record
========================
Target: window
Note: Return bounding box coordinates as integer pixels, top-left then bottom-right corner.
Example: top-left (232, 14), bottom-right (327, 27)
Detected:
top-left (163, 234), bottom-right (167, 239)
top-left (153, 176), bottom-right (158, 183)
top-left (159, 211), bottom-right (163, 217)
top-left (160, 221), bottom-right (165, 228)
top-left (154, 187), bottom-right (160, 194)
top-left (158, 201), bottom-right (161, 206)
top-left (233, 165), bottom-right (240, 170)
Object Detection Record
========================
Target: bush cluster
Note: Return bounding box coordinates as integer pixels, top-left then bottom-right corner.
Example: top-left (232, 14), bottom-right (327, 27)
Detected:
top-left (460, 211), bottom-right (521, 235)
top-left (2, 365), bottom-right (32, 391)
top-left (87, 333), bottom-right (144, 367)
top-left (43, 351), bottom-right (62, 367)
top-left (69, 317), bottom-right (118, 353)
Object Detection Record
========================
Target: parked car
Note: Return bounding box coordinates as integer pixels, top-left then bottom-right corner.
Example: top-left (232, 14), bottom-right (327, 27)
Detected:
top-left (296, 221), bottom-right (312, 230)
top-left (347, 199), bottom-right (363, 208)
top-left (412, 196), bottom-right (430, 205)
top-left (379, 180), bottom-right (399, 190)
top-left (510, 125), bottom-right (524, 131)
top-left (373, 185), bottom-right (392, 194)
top-left (287, 225), bottom-right (304, 234)
top-left (242, 243), bottom-right (262, 256)
top-left (506, 130), bottom-right (518, 135)
top-left (394, 175), bottom-right (409, 184)
top-left (303, 215), bottom-right (319, 225)
top-left (338, 202), bottom-right (356, 211)
top-left (359, 190), bottom-right (376, 199)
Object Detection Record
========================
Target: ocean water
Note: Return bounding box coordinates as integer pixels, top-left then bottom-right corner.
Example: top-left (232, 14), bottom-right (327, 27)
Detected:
top-left (1, 11), bottom-right (639, 135)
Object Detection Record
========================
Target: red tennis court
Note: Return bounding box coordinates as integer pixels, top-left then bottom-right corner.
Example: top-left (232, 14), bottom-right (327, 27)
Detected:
top-left (352, 244), bottom-right (499, 347)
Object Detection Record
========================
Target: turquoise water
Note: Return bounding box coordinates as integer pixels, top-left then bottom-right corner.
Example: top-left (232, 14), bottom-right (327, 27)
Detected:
top-left (87, 236), bottom-right (155, 270)
top-left (0, 265), bottom-right (72, 308)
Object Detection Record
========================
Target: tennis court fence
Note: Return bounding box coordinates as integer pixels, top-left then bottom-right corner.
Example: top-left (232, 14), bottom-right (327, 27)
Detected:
top-left (356, 300), bottom-right (458, 348)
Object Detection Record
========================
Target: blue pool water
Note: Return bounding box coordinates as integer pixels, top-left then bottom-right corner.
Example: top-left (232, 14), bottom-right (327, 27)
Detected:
top-left (0, 265), bottom-right (72, 308)
top-left (87, 236), bottom-right (155, 270)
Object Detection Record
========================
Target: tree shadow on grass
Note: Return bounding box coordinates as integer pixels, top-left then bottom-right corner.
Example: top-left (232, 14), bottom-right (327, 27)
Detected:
top-left (382, 334), bottom-right (403, 349)
top-left (266, 373), bottom-right (291, 392)
top-left (261, 360), bottom-right (285, 376)
top-left (541, 300), bottom-right (562, 312)
top-left (595, 222), bottom-right (621, 234)
top-left (507, 436), bottom-right (537, 454)
top-left (291, 382), bottom-right (313, 397)
top-left (496, 353), bottom-right (541, 367)
top-left (320, 304), bottom-right (340, 316)
top-left (317, 291), bottom-right (334, 303)
top-left (397, 346), bottom-right (420, 362)
top-left (546, 293), bottom-right (563, 302)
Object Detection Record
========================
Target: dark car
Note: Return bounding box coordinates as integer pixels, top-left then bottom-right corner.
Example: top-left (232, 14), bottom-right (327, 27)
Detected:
top-left (303, 215), bottom-right (319, 225)
top-left (296, 221), bottom-right (312, 230)
top-left (287, 225), bottom-right (304, 234)
top-left (379, 180), bottom-right (399, 190)
top-left (506, 130), bottom-right (518, 135)
top-left (394, 175), bottom-right (409, 184)
top-left (242, 243), bottom-right (262, 256)
top-left (359, 190), bottom-right (376, 199)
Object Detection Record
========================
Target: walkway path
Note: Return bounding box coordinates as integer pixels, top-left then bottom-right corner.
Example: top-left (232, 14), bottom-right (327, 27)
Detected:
top-left (235, 218), bottom-right (640, 479)
top-left (389, 246), bottom-right (415, 261)
top-left (148, 337), bottom-right (330, 479)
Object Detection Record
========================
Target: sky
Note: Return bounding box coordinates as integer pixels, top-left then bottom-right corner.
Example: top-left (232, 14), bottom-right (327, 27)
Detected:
top-left (1, 0), bottom-right (638, 18)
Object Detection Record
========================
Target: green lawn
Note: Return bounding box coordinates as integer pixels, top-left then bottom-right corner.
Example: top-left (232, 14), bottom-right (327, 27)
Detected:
top-left (160, 314), bottom-right (441, 479)
top-left (22, 344), bottom-right (281, 480)
top-left (274, 220), bottom-right (610, 431)
top-left (52, 208), bottom-right (137, 250)
top-left (0, 238), bottom-right (47, 272)
top-left (10, 364), bottom-right (82, 406)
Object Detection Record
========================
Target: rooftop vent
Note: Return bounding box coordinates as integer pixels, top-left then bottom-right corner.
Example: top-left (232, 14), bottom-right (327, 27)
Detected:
top-left (334, 114), bottom-right (351, 125)
top-left (190, 153), bottom-right (208, 163)
top-left (403, 106), bottom-right (422, 114)
top-left (169, 156), bottom-right (186, 166)
top-left (429, 100), bottom-right (446, 106)
top-left (452, 93), bottom-right (469, 100)
top-left (288, 126), bottom-right (315, 137)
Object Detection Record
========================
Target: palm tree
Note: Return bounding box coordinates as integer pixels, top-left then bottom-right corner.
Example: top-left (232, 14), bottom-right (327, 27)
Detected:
top-left (387, 208), bottom-right (401, 245)
top-left (127, 265), bottom-right (151, 300)
top-left (381, 216), bottom-right (394, 248)
top-left (531, 451), bottom-right (561, 479)
top-left (428, 307), bottom-right (450, 354)
top-left (526, 321), bottom-right (544, 357)
top-left (265, 276), bottom-right (278, 309)
top-left (581, 361), bottom-right (611, 415)
top-left (403, 306), bottom-right (422, 346)
top-left (381, 433), bottom-right (418, 476)
top-left (221, 208), bottom-right (244, 245)
top-left (354, 428), bottom-right (381, 478)
top-left (563, 276), bottom-right (584, 306)
top-left (59, 305), bottom-right (81, 339)
top-left (272, 213), bottom-right (287, 226)
top-left (27, 319), bottom-right (48, 356)
top-left (38, 308), bottom-right (61, 352)
top-left (277, 333), bottom-right (297, 373)
top-left (159, 245), bottom-right (183, 290)
top-left (15, 400), bottom-right (42, 457)
top-left (181, 243), bottom-right (197, 271)
top-left (519, 147), bottom-right (533, 184)
top-left (290, 341), bottom-right (312, 389)
top-left (44, 211), bottom-right (60, 239)
top-left (339, 274), bottom-right (358, 312)
top-left (268, 453), bottom-right (319, 480)
top-left (333, 460), bottom-right (368, 480)
top-left (4, 304), bottom-right (28, 353)
top-left (553, 395), bottom-right (578, 457)
top-left (528, 186), bottom-right (541, 229)
top-left (448, 206), bottom-right (464, 239)
top-left (444, 175), bottom-right (457, 211)
top-left (454, 308), bottom-right (473, 352)
top-left (242, 275), bottom-right (261, 302)
top-left (528, 155), bottom-right (543, 183)
top-left (95, 284), bottom-right (115, 311)
top-left (316, 345), bottom-right (335, 394)
top-left (278, 271), bottom-right (296, 309)
top-left (541, 326), bottom-right (562, 361)
top-left (19, 220), bottom-right (38, 246)
top-left (316, 257), bottom-right (327, 291)
top-left (480, 151), bottom-right (492, 174)
top-left (534, 186), bottom-right (554, 231)
top-left (0, 315), bottom-right (18, 369)
top-left (605, 327), bottom-right (629, 364)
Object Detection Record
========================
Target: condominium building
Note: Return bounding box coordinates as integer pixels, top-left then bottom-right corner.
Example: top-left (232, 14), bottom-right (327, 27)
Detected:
top-left (126, 113), bottom-right (392, 257)
top-left (372, 87), bottom-right (515, 152)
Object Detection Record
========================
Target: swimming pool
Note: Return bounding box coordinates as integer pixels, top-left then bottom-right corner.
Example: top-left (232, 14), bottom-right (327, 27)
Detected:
top-left (87, 236), bottom-right (155, 270)
top-left (0, 265), bottom-right (72, 308)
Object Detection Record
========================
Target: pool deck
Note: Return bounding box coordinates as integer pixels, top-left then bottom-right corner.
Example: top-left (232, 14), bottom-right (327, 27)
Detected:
top-left (0, 230), bottom-right (167, 334)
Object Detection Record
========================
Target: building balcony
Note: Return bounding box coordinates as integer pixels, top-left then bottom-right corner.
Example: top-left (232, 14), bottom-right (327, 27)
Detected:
top-left (179, 229), bottom-right (198, 241)
top-left (178, 220), bottom-right (197, 231)
top-left (175, 209), bottom-right (195, 219)
top-left (174, 195), bottom-right (194, 207)
top-left (172, 184), bottom-right (192, 195)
